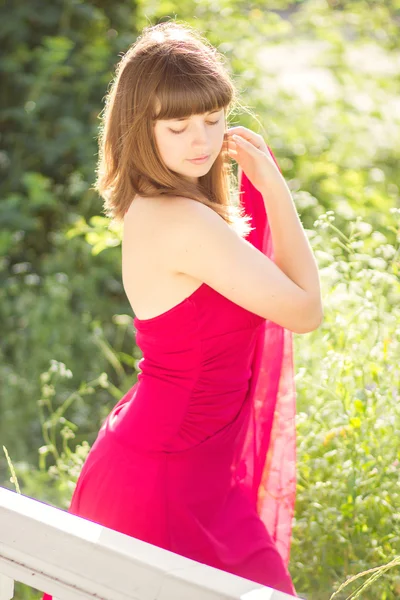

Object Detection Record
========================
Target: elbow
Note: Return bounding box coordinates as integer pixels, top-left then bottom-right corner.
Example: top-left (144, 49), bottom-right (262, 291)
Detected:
top-left (307, 309), bottom-right (324, 333)
top-left (294, 300), bottom-right (324, 334)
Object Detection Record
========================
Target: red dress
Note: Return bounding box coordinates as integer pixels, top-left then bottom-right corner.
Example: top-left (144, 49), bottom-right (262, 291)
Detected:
top-left (43, 149), bottom-right (297, 598)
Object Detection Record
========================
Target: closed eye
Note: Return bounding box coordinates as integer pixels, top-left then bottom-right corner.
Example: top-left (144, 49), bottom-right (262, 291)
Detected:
top-left (169, 120), bottom-right (220, 135)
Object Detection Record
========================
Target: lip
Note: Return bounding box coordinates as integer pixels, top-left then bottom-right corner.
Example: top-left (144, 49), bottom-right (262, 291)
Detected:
top-left (188, 155), bottom-right (210, 164)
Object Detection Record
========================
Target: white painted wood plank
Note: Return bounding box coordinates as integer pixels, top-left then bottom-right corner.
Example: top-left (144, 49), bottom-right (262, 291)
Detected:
top-left (0, 572), bottom-right (14, 600)
top-left (0, 574), bottom-right (14, 600)
top-left (0, 487), bottom-right (298, 599)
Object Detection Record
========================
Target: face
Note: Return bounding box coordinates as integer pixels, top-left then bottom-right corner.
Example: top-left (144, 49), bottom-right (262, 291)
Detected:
top-left (153, 108), bottom-right (226, 183)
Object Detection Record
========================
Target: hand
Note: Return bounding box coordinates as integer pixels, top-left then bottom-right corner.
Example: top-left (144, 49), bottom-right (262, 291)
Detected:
top-left (222, 126), bottom-right (281, 193)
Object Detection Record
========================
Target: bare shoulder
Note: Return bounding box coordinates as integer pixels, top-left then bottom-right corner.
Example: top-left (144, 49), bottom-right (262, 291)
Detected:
top-left (164, 195), bottom-right (323, 334)
top-left (122, 194), bottom-right (192, 278)
top-left (124, 193), bottom-right (172, 225)
top-left (153, 195), bottom-right (216, 233)
top-left (125, 197), bottom-right (174, 250)
top-left (141, 195), bottom-right (231, 273)
top-left (124, 193), bottom-right (191, 226)
top-left (124, 194), bottom-right (210, 253)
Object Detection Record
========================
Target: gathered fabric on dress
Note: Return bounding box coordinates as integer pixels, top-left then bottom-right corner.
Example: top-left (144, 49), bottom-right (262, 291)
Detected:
top-left (42, 148), bottom-right (297, 599)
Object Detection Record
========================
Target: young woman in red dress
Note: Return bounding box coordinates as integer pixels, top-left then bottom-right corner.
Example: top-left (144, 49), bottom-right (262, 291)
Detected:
top-left (43, 19), bottom-right (324, 599)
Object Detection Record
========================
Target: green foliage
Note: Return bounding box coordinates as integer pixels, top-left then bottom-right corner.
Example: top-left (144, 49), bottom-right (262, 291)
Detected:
top-left (0, 0), bottom-right (140, 462)
top-left (291, 209), bottom-right (400, 598)
top-left (1, 0), bottom-right (400, 599)
top-left (0, 234), bottom-right (138, 461)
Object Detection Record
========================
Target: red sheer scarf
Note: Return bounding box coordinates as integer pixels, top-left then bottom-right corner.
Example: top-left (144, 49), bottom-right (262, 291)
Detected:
top-left (235, 149), bottom-right (297, 568)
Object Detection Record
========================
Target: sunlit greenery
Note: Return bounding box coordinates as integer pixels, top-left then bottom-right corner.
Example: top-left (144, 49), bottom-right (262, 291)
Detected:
top-left (1, 1), bottom-right (399, 598)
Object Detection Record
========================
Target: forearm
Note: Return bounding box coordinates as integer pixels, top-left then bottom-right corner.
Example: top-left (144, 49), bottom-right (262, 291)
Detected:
top-left (260, 171), bottom-right (322, 306)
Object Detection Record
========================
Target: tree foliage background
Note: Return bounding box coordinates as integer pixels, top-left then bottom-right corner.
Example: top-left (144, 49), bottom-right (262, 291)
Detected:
top-left (1, 0), bottom-right (399, 598)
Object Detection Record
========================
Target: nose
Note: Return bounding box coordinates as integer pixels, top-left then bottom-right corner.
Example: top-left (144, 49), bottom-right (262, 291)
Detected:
top-left (191, 122), bottom-right (211, 152)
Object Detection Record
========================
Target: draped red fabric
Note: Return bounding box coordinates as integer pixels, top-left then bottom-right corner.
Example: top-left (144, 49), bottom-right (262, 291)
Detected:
top-left (235, 149), bottom-right (297, 568)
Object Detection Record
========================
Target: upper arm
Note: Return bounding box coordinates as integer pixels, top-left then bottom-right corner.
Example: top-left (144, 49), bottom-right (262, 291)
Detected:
top-left (166, 198), bottom-right (322, 334)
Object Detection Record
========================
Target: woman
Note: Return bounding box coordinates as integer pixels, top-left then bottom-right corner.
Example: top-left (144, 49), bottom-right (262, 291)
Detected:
top-left (43, 20), bottom-right (323, 599)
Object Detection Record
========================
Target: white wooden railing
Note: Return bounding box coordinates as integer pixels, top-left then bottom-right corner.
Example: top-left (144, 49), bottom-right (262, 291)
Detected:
top-left (0, 487), bottom-right (299, 600)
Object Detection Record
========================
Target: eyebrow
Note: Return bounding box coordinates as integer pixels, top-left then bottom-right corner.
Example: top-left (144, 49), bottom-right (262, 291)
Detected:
top-left (172, 109), bottom-right (221, 122)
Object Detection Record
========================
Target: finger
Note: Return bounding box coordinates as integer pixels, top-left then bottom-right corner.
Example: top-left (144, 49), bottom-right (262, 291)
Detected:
top-left (226, 128), bottom-right (255, 143)
top-left (226, 127), bottom-right (253, 141)
top-left (230, 135), bottom-right (262, 152)
top-left (223, 139), bottom-right (237, 150)
top-left (222, 141), bottom-right (238, 160)
top-left (232, 134), bottom-right (260, 151)
top-left (225, 148), bottom-right (238, 160)
top-left (226, 126), bottom-right (263, 145)
top-left (222, 140), bottom-right (239, 154)
top-left (227, 126), bottom-right (254, 136)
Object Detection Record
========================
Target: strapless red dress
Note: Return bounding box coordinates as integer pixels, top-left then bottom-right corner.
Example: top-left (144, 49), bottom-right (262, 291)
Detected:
top-left (43, 149), bottom-right (297, 598)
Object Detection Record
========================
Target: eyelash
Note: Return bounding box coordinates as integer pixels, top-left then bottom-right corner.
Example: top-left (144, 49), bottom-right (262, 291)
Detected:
top-left (169, 120), bottom-right (220, 135)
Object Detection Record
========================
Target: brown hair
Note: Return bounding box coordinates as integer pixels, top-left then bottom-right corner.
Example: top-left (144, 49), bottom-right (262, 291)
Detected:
top-left (94, 20), bottom-right (253, 237)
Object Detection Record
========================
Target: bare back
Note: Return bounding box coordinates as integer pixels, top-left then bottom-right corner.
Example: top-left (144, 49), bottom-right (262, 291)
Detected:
top-left (122, 195), bottom-right (204, 321)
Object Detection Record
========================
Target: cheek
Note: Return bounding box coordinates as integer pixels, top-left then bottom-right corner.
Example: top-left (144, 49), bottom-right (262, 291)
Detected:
top-left (155, 133), bottom-right (177, 161)
top-left (164, 137), bottom-right (184, 162)
top-left (154, 126), bottom-right (172, 153)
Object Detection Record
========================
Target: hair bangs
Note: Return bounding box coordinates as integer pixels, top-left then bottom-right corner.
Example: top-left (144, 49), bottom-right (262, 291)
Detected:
top-left (152, 70), bottom-right (232, 121)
